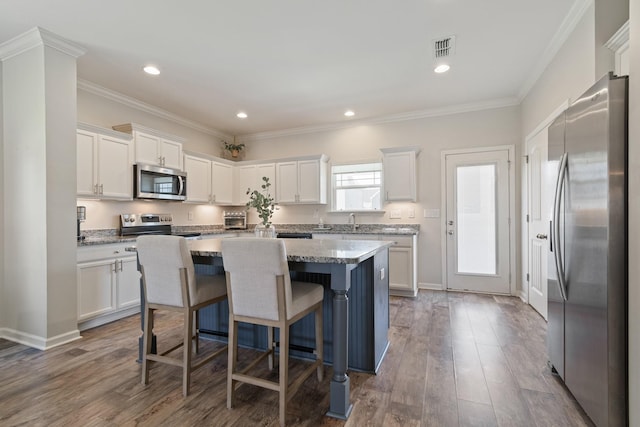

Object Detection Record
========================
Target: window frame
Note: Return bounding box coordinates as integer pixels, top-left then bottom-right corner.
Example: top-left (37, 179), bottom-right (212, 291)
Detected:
top-left (330, 161), bottom-right (383, 212)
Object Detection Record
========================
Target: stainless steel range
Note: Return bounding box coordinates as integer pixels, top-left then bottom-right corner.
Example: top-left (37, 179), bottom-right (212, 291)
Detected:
top-left (120, 213), bottom-right (201, 238)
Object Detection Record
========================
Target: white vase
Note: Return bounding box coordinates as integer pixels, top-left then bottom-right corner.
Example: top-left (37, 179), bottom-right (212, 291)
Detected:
top-left (254, 224), bottom-right (276, 238)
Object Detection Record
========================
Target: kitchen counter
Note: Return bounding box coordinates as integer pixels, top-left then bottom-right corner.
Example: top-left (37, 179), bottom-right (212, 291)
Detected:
top-left (188, 237), bottom-right (393, 264)
top-left (77, 223), bottom-right (419, 247)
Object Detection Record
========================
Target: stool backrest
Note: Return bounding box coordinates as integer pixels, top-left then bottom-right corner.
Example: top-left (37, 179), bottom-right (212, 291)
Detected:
top-left (137, 235), bottom-right (195, 307)
top-left (221, 238), bottom-right (292, 321)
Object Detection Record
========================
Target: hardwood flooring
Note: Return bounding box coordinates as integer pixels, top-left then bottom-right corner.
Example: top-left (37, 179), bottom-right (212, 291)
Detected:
top-left (0, 291), bottom-right (593, 426)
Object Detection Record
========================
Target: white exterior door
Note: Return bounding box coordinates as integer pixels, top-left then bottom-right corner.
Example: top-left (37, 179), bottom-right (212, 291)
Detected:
top-left (444, 148), bottom-right (512, 294)
top-left (527, 129), bottom-right (551, 319)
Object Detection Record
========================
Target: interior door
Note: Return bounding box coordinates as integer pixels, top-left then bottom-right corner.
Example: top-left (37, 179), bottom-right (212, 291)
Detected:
top-left (445, 149), bottom-right (511, 294)
top-left (527, 129), bottom-right (551, 319)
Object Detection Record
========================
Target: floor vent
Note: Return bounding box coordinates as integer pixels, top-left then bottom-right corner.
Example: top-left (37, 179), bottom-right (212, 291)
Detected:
top-left (434, 36), bottom-right (456, 58)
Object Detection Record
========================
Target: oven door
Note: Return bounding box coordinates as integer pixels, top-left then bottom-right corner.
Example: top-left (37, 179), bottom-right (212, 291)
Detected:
top-left (224, 217), bottom-right (247, 230)
top-left (135, 164), bottom-right (186, 201)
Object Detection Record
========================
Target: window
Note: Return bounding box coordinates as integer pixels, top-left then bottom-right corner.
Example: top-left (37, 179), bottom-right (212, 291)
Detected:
top-left (332, 162), bottom-right (382, 211)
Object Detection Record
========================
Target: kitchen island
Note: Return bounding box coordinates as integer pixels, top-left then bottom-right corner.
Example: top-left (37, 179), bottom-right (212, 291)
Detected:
top-left (186, 237), bottom-right (392, 420)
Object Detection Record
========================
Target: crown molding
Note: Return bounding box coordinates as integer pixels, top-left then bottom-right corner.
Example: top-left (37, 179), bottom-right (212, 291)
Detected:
top-left (0, 26), bottom-right (86, 61)
top-left (517, 0), bottom-right (593, 101)
top-left (604, 20), bottom-right (629, 51)
top-left (238, 97), bottom-right (519, 142)
top-left (77, 79), bottom-right (231, 140)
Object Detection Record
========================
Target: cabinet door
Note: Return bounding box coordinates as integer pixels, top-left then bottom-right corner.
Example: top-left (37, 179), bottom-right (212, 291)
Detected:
top-left (297, 159), bottom-right (322, 203)
top-left (383, 151), bottom-right (416, 201)
top-left (211, 162), bottom-right (233, 204)
top-left (184, 155), bottom-right (212, 203)
top-left (160, 138), bottom-right (183, 170)
top-left (78, 259), bottom-right (116, 321)
top-left (134, 132), bottom-right (161, 165)
top-left (276, 161), bottom-right (299, 203)
top-left (77, 130), bottom-right (98, 197)
top-left (233, 164), bottom-right (256, 205)
top-left (256, 163), bottom-right (276, 190)
top-left (389, 246), bottom-right (413, 292)
top-left (117, 257), bottom-right (141, 309)
top-left (97, 135), bottom-right (132, 200)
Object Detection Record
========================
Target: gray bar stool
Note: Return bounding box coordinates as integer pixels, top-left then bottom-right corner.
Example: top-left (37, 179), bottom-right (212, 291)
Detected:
top-left (137, 235), bottom-right (227, 397)
top-left (222, 238), bottom-right (324, 427)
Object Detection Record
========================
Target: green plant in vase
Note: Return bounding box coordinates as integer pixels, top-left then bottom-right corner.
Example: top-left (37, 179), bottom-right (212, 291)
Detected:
top-left (246, 177), bottom-right (275, 236)
top-left (223, 139), bottom-right (245, 158)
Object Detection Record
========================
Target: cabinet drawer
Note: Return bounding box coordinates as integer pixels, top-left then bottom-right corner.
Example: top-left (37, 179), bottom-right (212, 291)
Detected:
top-left (378, 235), bottom-right (414, 246)
top-left (77, 243), bottom-right (134, 262)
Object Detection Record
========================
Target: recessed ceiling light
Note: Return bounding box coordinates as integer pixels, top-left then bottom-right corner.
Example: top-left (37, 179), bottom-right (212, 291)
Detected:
top-left (344, 110), bottom-right (355, 117)
top-left (143, 65), bottom-right (160, 75)
top-left (434, 64), bottom-right (450, 74)
top-left (237, 112), bottom-right (248, 119)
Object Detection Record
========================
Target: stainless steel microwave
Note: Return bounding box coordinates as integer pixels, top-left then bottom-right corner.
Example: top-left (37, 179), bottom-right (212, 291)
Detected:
top-left (134, 164), bottom-right (187, 201)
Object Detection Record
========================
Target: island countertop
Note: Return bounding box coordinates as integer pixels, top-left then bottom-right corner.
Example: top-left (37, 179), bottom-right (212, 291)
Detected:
top-left (186, 237), bottom-right (393, 264)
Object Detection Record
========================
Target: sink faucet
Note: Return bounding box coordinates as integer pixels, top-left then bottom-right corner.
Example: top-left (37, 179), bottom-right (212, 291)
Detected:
top-left (349, 213), bottom-right (359, 231)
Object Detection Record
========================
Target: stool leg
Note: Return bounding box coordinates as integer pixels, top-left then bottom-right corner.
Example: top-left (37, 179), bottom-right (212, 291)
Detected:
top-left (183, 308), bottom-right (193, 397)
top-left (142, 306), bottom-right (154, 385)
top-left (279, 324), bottom-right (289, 427)
top-left (227, 318), bottom-right (238, 409)
top-left (193, 310), bottom-right (199, 354)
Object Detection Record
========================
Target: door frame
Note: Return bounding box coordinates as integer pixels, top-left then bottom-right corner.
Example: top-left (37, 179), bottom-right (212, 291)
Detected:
top-left (440, 145), bottom-right (516, 295)
top-left (522, 100), bottom-right (569, 303)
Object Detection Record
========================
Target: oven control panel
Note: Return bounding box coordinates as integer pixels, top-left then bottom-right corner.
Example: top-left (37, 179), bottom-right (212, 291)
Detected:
top-left (121, 213), bottom-right (173, 227)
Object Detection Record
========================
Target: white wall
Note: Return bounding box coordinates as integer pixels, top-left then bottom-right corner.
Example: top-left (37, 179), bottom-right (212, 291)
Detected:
top-left (0, 60), bottom-right (4, 330)
top-left (627, 0), bottom-right (639, 424)
top-left (2, 29), bottom-right (81, 348)
top-left (521, 4), bottom-right (596, 135)
top-left (242, 106), bottom-right (522, 288)
top-left (78, 90), bottom-right (224, 157)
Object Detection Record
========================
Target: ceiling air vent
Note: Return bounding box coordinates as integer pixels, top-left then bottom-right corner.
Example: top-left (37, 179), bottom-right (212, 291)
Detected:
top-left (433, 36), bottom-right (456, 58)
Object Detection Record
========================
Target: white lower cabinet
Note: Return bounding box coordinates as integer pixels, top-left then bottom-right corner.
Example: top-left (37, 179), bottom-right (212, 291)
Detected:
top-left (313, 232), bottom-right (418, 297)
top-left (77, 243), bottom-right (140, 331)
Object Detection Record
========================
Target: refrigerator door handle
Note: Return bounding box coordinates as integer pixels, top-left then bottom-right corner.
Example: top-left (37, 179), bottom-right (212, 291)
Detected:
top-left (552, 152), bottom-right (568, 301)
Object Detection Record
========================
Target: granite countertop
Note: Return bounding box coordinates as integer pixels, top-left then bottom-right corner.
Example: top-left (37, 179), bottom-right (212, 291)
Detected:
top-left (78, 223), bottom-right (419, 247)
top-left (191, 238), bottom-right (393, 264)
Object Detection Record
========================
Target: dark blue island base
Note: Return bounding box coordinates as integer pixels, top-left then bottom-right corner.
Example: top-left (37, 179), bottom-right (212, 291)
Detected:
top-left (194, 248), bottom-right (390, 374)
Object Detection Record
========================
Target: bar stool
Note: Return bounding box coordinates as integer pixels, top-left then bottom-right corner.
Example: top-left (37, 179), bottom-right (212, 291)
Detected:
top-left (137, 235), bottom-right (227, 397)
top-left (221, 238), bottom-right (324, 427)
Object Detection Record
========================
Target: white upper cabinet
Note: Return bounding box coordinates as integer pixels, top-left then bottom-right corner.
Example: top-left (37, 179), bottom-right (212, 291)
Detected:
top-left (77, 124), bottom-right (133, 200)
top-left (113, 123), bottom-right (184, 170)
top-left (184, 154), bottom-right (211, 203)
top-left (381, 147), bottom-right (420, 202)
top-left (211, 161), bottom-right (233, 204)
top-left (276, 156), bottom-right (328, 204)
top-left (233, 163), bottom-right (276, 206)
top-left (183, 154), bottom-right (233, 204)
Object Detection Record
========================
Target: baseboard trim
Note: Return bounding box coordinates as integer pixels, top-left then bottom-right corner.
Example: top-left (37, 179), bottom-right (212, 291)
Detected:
top-left (78, 306), bottom-right (140, 332)
top-left (0, 327), bottom-right (81, 350)
top-left (418, 282), bottom-right (443, 291)
top-left (519, 289), bottom-right (528, 302)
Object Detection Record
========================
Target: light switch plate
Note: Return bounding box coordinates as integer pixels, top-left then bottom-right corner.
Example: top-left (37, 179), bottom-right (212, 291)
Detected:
top-left (408, 208), bottom-right (415, 218)
top-left (390, 209), bottom-right (401, 219)
top-left (188, 211), bottom-right (194, 221)
top-left (424, 209), bottom-right (440, 218)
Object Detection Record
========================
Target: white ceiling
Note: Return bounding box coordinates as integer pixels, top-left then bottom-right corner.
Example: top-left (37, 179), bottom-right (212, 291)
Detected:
top-left (0, 0), bottom-right (579, 137)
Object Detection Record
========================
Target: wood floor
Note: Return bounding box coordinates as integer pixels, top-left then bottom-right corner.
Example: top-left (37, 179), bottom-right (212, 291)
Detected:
top-left (0, 290), bottom-right (593, 426)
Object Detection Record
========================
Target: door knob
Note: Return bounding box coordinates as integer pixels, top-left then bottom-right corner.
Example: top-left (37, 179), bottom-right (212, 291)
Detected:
top-left (536, 233), bottom-right (548, 240)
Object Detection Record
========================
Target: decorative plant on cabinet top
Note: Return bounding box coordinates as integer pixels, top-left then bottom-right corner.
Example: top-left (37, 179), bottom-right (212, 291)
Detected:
top-left (222, 138), bottom-right (245, 159)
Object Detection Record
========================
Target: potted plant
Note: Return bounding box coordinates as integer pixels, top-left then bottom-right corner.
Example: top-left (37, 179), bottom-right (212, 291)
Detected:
top-left (223, 139), bottom-right (245, 158)
top-left (246, 176), bottom-right (276, 237)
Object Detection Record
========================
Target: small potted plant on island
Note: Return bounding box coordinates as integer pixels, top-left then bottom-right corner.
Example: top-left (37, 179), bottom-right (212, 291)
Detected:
top-left (246, 176), bottom-right (276, 237)
top-left (223, 139), bottom-right (245, 159)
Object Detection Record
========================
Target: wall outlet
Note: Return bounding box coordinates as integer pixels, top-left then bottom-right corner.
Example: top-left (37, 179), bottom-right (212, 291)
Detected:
top-left (389, 209), bottom-right (401, 219)
top-left (188, 211), bottom-right (194, 221)
top-left (408, 208), bottom-right (415, 218)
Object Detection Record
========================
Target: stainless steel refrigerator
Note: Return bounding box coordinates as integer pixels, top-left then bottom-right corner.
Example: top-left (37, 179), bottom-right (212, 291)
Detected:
top-left (548, 72), bottom-right (627, 426)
